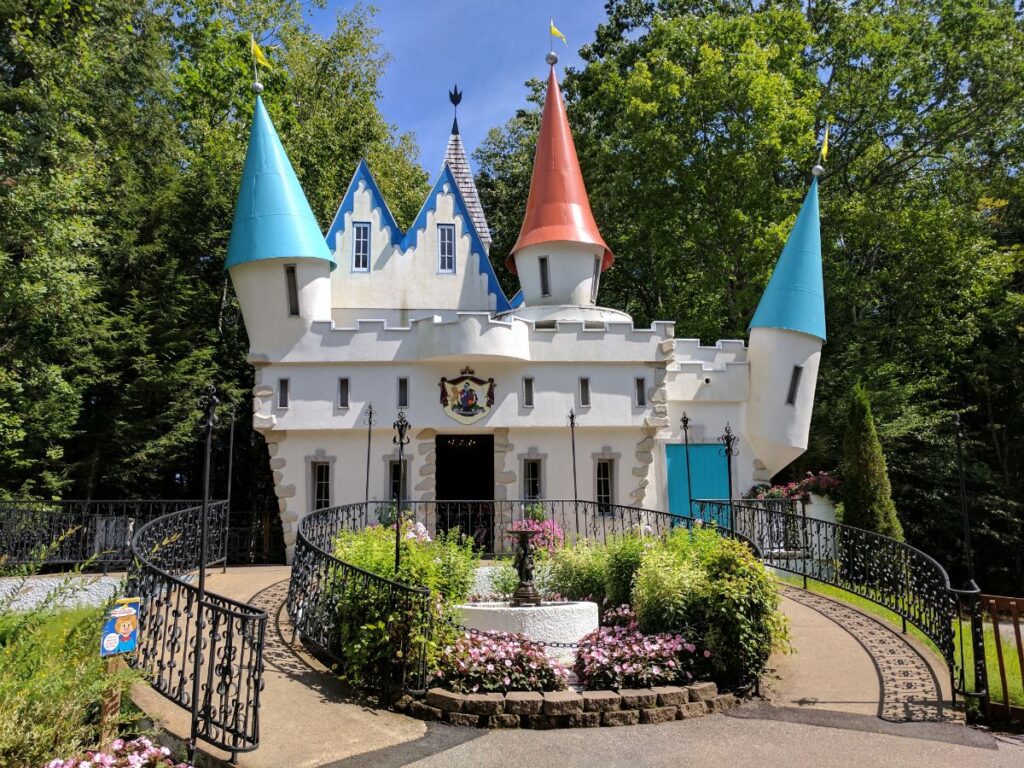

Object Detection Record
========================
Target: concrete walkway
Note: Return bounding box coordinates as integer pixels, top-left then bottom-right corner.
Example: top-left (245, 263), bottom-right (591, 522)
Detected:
top-left (131, 567), bottom-right (1022, 768)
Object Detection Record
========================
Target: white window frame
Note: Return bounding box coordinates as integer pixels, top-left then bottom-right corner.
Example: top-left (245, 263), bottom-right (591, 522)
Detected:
top-left (277, 378), bottom-right (290, 409)
top-left (518, 447), bottom-right (548, 501)
top-left (438, 223), bottom-right (456, 273)
top-left (397, 377), bottom-right (409, 409)
top-left (596, 459), bottom-right (615, 510)
top-left (311, 461), bottom-right (331, 510)
top-left (522, 458), bottom-right (543, 500)
top-left (387, 457), bottom-right (409, 502)
top-left (579, 377), bottom-right (591, 408)
top-left (522, 377), bottom-right (535, 408)
top-left (338, 377), bottom-right (350, 409)
top-left (305, 449), bottom-right (337, 512)
top-left (352, 222), bottom-right (371, 272)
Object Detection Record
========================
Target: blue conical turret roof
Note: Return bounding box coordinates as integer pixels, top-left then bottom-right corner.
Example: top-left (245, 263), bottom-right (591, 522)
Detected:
top-left (749, 179), bottom-right (825, 341)
top-left (225, 96), bottom-right (334, 271)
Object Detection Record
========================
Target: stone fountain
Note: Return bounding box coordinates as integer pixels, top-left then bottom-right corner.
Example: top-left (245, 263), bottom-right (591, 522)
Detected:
top-left (457, 528), bottom-right (598, 661)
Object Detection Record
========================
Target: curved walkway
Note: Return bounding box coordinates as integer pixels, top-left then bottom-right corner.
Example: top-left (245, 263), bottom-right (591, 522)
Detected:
top-left (131, 567), bottom-right (1021, 768)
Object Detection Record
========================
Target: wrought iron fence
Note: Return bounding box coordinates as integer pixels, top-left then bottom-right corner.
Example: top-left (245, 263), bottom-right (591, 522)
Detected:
top-left (129, 501), bottom-right (267, 757)
top-left (692, 498), bottom-right (987, 706)
top-left (316, 498), bottom-right (681, 557)
top-left (287, 502), bottom-right (432, 697)
top-left (0, 499), bottom-right (203, 569)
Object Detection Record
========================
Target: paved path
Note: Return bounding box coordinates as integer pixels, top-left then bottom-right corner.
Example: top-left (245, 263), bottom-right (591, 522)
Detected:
top-left (130, 567), bottom-right (1022, 768)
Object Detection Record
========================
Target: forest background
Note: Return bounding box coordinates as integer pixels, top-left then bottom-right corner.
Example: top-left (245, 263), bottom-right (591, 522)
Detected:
top-left (1, 0), bottom-right (1021, 593)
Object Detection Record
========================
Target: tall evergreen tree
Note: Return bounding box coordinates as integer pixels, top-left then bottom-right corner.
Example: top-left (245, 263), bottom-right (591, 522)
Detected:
top-left (841, 383), bottom-right (904, 541)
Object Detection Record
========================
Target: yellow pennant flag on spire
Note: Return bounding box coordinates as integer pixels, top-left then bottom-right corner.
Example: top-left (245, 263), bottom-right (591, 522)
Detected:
top-left (550, 18), bottom-right (567, 45)
top-left (250, 34), bottom-right (272, 69)
top-left (820, 123), bottom-right (830, 163)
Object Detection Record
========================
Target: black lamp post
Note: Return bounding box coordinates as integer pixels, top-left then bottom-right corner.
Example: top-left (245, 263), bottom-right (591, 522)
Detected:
top-left (719, 423), bottom-right (738, 535)
top-left (392, 411), bottom-right (410, 574)
top-left (681, 412), bottom-right (693, 518)
top-left (223, 402), bottom-right (235, 574)
top-left (954, 413), bottom-right (975, 582)
top-left (189, 384), bottom-right (218, 761)
top-left (363, 403), bottom-right (376, 511)
top-left (568, 408), bottom-right (579, 534)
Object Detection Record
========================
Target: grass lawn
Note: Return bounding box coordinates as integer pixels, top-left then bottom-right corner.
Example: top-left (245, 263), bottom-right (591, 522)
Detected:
top-left (774, 572), bottom-right (1024, 710)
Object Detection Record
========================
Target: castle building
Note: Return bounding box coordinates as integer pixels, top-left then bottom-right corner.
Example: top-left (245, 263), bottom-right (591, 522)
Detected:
top-left (225, 58), bottom-right (826, 561)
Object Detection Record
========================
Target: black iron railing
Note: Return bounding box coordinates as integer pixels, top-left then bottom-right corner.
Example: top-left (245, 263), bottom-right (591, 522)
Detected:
top-left (287, 502), bottom-right (432, 696)
top-left (0, 499), bottom-right (203, 569)
top-left (129, 501), bottom-right (267, 757)
top-left (314, 498), bottom-right (681, 557)
top-left (692, 498), bottom-right (987, 706)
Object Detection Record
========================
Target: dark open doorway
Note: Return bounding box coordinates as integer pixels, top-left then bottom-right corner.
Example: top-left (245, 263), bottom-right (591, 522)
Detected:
top-left (435, 434), bottom-right (494, 548)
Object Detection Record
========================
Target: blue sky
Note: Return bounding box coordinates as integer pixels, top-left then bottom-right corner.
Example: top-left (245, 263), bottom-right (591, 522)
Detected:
top-left (305, 1), bottom-right (608, 172)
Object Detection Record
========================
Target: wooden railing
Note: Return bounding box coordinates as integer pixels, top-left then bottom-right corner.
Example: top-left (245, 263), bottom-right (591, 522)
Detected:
top-left (981, 593), bottom-right (1024, 722)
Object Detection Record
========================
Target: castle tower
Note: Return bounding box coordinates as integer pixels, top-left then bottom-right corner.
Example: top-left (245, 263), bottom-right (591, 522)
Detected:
top-left (225, 92), bottom-right (335, 356)
top-left (507, 54), bottom-right (613, 309)
top-left (745, 170), bottom-right (826, 477)
top-left (444, 85), bottom-right (492, 254)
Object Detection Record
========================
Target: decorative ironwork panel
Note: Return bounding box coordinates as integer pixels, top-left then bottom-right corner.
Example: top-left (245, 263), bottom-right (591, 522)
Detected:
top-left (129, 502), bottom-right (266, 755)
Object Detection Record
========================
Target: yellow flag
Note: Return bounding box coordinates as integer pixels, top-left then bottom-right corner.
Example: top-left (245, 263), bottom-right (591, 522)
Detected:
top-left (550, 18), bottom-right (567, 45)
top-left (250, 35), bottom-right (272, 69)
top-left (821, 123), bottom-right (830, 162)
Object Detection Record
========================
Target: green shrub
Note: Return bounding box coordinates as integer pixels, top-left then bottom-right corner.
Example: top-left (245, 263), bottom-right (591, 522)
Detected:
top-left (604, 534), bottom-right (646, 607)
top-left (635, 527), bottom-right (788, 686)
top-left (487, 558), bottom-right (555, 599)
top-left (549, 541), bottom-right (607, 604)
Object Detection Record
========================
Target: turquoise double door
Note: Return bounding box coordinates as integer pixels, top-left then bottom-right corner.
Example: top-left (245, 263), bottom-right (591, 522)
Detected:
top-left (666, 444), bottom-right (729, 524)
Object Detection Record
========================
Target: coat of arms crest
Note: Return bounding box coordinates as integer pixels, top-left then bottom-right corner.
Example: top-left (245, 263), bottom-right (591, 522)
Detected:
top-left (439, 368), bottom-right (495, 425)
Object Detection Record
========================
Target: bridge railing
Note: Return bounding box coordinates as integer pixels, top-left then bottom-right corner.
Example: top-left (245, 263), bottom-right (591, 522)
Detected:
top-left (0, 499), bottom-right (203, 569)
top-left (693, 498), bottom-right (987, 706)
top-left (128, 501), bottom-right (267, 757)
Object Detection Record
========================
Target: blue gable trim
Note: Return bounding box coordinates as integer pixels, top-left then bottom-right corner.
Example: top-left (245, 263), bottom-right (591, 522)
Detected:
top-left (324, 159), bottom-right (403, 253)
top-left (326, 160), bottom-right (514, 313)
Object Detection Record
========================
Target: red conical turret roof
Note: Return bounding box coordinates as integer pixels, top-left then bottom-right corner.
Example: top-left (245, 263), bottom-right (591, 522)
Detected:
top-left (506, 66), bottom-right (613, 274)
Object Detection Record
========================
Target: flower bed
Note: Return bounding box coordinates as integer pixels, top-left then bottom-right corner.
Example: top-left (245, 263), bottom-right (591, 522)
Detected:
top-left (45, 737), bottom-right (190, 768)
top-left (433, 630), bottom-right (569, 694)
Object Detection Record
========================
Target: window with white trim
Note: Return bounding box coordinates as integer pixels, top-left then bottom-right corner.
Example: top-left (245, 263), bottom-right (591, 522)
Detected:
top-left (398, 377), bottom-right (409, 408)
top-left (635, 377), bottom-right (647, 407)
top-left (388, 459), bottom-right (408, 502)
top-left (579, 377), bottom-right (591, 407)
top-left (523, 377), bottom-right (535, 408)
top-left (338, 377), bottom-right (350, 409)
top-left (312, 462), bottom-right (331, 510)
top-left (596, 459), bottom-right (615, 511)
top-left (438, 224), bottom-right (456, 273)
top-left (352, 222), bottom-right (370, 271)
top-left (523, 459), bottom-right (542, 500)
top-left (277, 378), bottom-right (289, 408)
top-left (284, 265), bottom-right (300, 316)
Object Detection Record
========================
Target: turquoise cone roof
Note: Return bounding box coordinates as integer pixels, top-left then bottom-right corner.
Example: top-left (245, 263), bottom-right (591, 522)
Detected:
top-left (749, 179), bottom-right (826, 342)
top-left (225, 96), bottom-right (334, 271)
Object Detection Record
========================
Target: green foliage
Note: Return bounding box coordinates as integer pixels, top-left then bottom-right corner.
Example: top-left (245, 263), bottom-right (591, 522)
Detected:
top-left (841, 384), bottom-right (904, 540)
top-left (604, 534), bottom-right (647, 607)
top-left (633, 527), bottom-right (788, 685)
top-left (548, 540), bottom-right (608, 604)
top-left (487, 558), bottom-right (554, 599)
top-left (0, 559), bottom-right (139, 767)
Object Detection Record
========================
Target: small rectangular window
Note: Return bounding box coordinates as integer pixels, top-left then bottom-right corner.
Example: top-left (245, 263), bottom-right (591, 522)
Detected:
top-left (590, 256), bottom-right (601, 303)
top-left (284, 265), bottom-right (300, 316)
top-left (523, 377), bottom-right (534, 408)
top-left (579, 377), bottom-right (591, 407)
top-left (597, 459), bottom-right (614, 512)
top-left (539, 256), bottom-right (551, 297)
top-left (338, 377), bottom-right (350, 408)
top-left (398, 377), bottom-right (409, 408)
top-left (312, 462), bottom-right (331, 510)
top-left (523, 459), bottom-right (542, 500)
top-left (786, 365), bottom-right (804, 405)
top-left (635, 377), bottom-right (647, 407)
top-left (389, 459), bottom-right (408, 502)
top-left (438, 224), bottom-right (456, 273)
top-left (278, 378), bottom-right (289, 408)
top-left (352, 222), bottom-right (370, 271)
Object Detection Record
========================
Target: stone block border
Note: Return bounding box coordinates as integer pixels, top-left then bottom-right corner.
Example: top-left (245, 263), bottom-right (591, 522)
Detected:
top-left (402, 684), bottom-right (742, 729)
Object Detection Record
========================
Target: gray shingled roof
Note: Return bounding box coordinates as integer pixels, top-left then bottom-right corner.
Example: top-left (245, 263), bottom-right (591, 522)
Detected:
top-left (443, 131), bottom-right (492, 254)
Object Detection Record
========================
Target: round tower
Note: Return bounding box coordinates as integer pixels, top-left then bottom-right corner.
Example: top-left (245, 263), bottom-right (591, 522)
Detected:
top-left (745, 167), bottom-right (826, 477)
top-left (225, 89), bottom-right (335, 355)
top-left (506, 55), bottom-right (614, 311)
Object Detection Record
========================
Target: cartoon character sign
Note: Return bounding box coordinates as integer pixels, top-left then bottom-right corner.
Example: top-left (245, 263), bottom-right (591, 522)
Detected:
top-left (439, 368), bottom-right (495, 424)
top-left (100, 597), bottom-right (140, 657)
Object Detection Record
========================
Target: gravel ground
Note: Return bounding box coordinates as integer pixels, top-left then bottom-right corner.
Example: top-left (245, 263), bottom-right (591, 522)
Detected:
top-left (0, 572), bottom-right (124, 611)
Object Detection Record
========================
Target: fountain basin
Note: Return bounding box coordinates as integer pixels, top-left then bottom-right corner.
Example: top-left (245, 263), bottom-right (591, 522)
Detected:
top-left (456, 601), bottom-right (599, 654)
